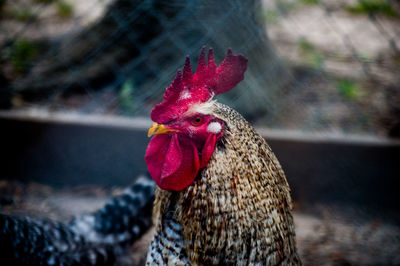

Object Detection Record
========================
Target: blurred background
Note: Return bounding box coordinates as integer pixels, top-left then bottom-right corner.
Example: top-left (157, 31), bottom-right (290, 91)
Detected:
top-left (0, 0), bottom-right (399, 265)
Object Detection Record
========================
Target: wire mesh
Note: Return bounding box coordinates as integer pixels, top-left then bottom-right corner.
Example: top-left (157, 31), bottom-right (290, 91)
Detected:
top-left (0, 0), bottom-right (399, 136)
top-left (1, 2), bottom-right (400, 265)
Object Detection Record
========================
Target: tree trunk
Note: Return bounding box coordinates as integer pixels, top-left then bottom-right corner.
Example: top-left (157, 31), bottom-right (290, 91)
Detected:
top-left (9, 0), bottom-right (290, 118)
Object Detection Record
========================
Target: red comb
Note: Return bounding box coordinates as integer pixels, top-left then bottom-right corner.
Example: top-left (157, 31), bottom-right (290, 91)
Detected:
top-left (151, 47), bottom-right (248, 124)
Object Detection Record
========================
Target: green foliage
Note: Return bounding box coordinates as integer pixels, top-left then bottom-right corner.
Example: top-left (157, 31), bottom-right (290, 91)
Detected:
top-left (11, 39), bottom-right (38, 74)
top-left (56, 0), bottom-right (74, 18)
top-left (393, 53), bottom-right (400, 65)
top-left (276, 0), bottom-right (298, 13)
top-left (356, 51), bottom-right (372, 63)
top-left (34, 0), bottom-right (55, 3)
top-left (11, 7), bottom-right (37, 21)
top-left (262, 0), bottom-right (311, 23)
top-left (346, 0), bottom-right (398, 17)
top-left (298, 37), bottom-right (325, 70)
top-left (300, 0), bottom-right (320, 5)
top-left (263, 9), bottom-right (279, 24)
top-left (298, 37), bottom-right (315, 53)
top-left (336, 79), bottom-right (361, 99)
top-left (119, 80), bottom-right (135, 112)
top-left (310, 53), bottom-right (324, 70)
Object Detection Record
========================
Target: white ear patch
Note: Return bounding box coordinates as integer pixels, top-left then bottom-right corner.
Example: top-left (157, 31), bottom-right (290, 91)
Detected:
top-left (180, 91), bottom-right (191, 100)
top-left (207, 122), bottom-right (222, 133)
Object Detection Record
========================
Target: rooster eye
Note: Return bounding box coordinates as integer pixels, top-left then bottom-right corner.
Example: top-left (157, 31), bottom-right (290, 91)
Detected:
top-left (191, 116), bottom-right (203, 126)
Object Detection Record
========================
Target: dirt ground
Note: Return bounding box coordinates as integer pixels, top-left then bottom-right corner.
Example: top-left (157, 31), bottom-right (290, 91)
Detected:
top-left (1, 181), bottom-right (399, 265)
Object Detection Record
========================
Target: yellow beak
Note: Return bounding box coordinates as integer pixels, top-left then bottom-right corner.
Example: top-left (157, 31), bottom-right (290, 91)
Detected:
top-left (148, 122), bottom-right (179, 137)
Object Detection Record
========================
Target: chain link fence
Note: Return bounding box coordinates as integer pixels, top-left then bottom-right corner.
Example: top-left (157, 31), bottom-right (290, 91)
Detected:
top-left (0, 0), bottom-right (399, 136)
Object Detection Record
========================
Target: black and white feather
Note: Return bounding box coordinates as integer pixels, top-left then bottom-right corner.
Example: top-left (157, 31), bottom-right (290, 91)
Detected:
top-left (0, 176), bottom-right (156, 266)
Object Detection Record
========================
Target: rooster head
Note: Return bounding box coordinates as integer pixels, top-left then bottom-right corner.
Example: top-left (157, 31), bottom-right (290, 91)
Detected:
top-left (145, 47), bottom-right (248, 191)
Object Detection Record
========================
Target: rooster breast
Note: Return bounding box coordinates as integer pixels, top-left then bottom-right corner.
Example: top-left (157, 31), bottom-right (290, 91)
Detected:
top-left (146, 102), bottom-right (301, 265)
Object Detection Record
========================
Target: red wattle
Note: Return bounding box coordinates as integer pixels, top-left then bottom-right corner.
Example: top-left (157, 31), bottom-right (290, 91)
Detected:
top-left (200, 133), bottom-right (217, 168)
top-left (145, 133), bottom-right (200, 191)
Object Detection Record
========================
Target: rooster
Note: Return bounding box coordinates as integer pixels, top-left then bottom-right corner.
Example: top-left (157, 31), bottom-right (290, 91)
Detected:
top-left (145, 47), bottom-right (301, 265)
top-left (0, 48), bottom-right (300, 266)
